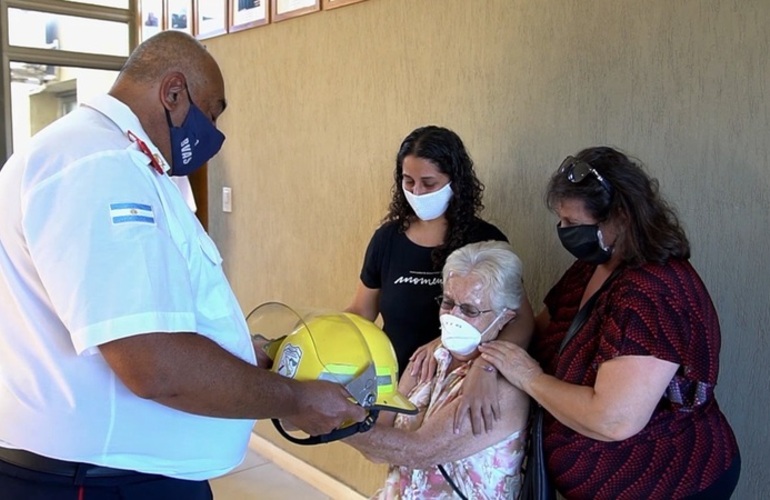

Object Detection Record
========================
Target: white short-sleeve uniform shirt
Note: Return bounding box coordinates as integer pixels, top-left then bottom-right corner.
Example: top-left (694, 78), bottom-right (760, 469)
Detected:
top-left (0, 94), bottom-right (256, 480)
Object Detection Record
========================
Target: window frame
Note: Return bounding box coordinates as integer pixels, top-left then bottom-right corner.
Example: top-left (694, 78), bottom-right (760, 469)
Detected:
top-left (0, 0), bottom-right (137, 161)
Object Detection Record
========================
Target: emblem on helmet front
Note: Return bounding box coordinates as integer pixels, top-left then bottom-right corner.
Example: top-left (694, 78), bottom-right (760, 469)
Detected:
top-left (276, 343), bottom-right (302, 379)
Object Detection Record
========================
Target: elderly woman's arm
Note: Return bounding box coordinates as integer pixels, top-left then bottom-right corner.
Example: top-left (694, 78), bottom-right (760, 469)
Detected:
top-left (345, 382), bottom-right (528, 469)
top-left (480, 341), bottom-right (678, 441)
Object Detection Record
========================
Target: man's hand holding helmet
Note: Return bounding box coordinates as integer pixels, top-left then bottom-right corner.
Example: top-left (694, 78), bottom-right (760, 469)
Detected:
top-left (284, 380), bottom-right (367, 436)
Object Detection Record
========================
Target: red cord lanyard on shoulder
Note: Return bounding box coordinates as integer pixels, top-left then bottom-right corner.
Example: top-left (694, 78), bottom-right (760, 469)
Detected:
top-left (127, 131), bottom-right (165, 175)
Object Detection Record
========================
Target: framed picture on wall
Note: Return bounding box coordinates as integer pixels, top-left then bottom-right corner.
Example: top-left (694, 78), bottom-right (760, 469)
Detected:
top-left (272, 0), bottom-right (320, 22)
top-left (167, 0), bottom-right (192, 34)
top-left (321, 0), bottom-right (366, 10)
top-left (195, 0), bottom-right (227, 39)
top-left (139, 0), bottom-right (164, 41)
top-left (228, 0), bottom-right (269, 32)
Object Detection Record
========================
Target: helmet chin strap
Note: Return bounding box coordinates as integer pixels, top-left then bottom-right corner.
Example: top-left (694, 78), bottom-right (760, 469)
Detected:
top-left (272, 362), bottom-right (381, 445)
top-left (271, 410), bottom-right (380, 445)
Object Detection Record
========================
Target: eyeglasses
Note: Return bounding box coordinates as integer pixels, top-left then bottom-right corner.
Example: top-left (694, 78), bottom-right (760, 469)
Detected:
top-left (435, 295), bottom-right (493, 318)
top-left (558, 156), bottom-right (613, 196)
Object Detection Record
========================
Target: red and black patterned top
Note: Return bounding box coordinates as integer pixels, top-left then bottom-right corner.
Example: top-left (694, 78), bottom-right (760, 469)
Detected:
top-left (531, 259), bottom-right (739, 499)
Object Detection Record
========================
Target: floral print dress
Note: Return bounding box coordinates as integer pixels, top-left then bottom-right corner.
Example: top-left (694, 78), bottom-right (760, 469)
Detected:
top-left (374, 347), bottom-right (526, 499)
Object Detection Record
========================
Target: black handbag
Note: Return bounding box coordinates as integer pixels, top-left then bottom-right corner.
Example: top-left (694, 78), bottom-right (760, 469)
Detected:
top-left (518, 403), bottom-right (556, 500)
top-left (518, 269), bottom-right (621, 500)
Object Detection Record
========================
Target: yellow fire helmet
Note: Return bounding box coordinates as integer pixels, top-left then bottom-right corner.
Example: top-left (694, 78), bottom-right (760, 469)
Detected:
top-left (245, 302), bottom-right (417, 445)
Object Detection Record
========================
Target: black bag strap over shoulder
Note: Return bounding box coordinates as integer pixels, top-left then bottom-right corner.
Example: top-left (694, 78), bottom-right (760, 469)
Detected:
top-left (558, 267), bottom-right (622, 354)
top-left (518, 402), bottom-right (555, 500)
top-left (519, 267), bottom-right (622, 500)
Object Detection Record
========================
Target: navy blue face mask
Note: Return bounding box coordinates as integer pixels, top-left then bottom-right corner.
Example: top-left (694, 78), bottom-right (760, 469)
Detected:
top-left (557, 223), bottom-right (612, 264)
top-left (165, 87), bottom-right (225, 176)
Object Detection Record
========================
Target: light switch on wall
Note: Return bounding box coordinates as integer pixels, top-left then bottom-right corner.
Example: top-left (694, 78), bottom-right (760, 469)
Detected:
top-left (222, 187), bottom-right (232, 213)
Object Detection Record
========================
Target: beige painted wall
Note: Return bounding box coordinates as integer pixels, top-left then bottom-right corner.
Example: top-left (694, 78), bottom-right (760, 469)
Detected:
top-left (204, 0), bottom-right (769, 497)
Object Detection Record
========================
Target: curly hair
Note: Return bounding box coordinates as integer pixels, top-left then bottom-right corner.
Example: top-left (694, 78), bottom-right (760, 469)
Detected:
top-left (384, 126), bottom-right (485, 268)
top-left (546, 146), bottom-right (690, 266)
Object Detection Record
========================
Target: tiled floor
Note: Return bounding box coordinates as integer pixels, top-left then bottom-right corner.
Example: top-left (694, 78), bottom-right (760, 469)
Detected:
top-left (210, 447), bottom-right (330, 499)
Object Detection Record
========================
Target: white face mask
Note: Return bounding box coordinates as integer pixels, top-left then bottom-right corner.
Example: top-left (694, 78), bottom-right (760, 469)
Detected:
top-left (439, 310), bottom-right (505, 357)
top-left (403, 182), bottom-right (453, 221)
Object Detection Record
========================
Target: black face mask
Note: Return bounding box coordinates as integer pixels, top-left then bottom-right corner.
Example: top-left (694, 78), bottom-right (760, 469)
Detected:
top-left (557, 223), bottom-right (612, 264)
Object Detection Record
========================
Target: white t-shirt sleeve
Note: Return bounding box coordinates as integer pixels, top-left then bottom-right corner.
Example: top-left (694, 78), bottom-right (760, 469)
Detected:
top-left (21, 150), bottom-right (197, 355)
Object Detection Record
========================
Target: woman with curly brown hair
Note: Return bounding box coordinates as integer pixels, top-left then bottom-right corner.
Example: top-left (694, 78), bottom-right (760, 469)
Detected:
top-left (346, 126), bottom-right (533, 395)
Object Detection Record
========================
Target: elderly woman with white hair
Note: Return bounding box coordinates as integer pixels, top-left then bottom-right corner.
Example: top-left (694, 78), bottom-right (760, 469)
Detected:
top-left (345, 240), bottom-right (530, 499)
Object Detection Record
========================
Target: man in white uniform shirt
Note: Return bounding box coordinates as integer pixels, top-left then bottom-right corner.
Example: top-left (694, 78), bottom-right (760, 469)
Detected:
top-left (0, 31), bottom-right (364, 499)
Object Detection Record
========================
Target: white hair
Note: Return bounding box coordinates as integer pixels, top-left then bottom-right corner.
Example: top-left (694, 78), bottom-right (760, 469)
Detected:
top-left (442, 240), bottom-right (524, 313)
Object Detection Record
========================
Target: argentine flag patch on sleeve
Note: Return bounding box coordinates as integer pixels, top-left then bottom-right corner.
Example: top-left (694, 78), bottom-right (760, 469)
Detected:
top-left (110, 202), bottom-right (156, 225)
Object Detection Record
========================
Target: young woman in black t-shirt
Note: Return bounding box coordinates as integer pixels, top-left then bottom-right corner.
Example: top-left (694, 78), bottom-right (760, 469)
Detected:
top-left (346, 125), bottom-right (534, 434)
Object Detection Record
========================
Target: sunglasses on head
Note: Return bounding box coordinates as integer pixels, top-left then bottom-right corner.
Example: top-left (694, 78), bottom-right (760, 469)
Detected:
top-left (558, 156), bottom-right (613, 196)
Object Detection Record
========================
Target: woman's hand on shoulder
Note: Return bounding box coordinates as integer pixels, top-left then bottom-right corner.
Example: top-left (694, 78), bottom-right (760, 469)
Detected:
top-left (478, 340), bottom-right (543, 392)
top-left (408, 337), bottom-right (441, 383)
